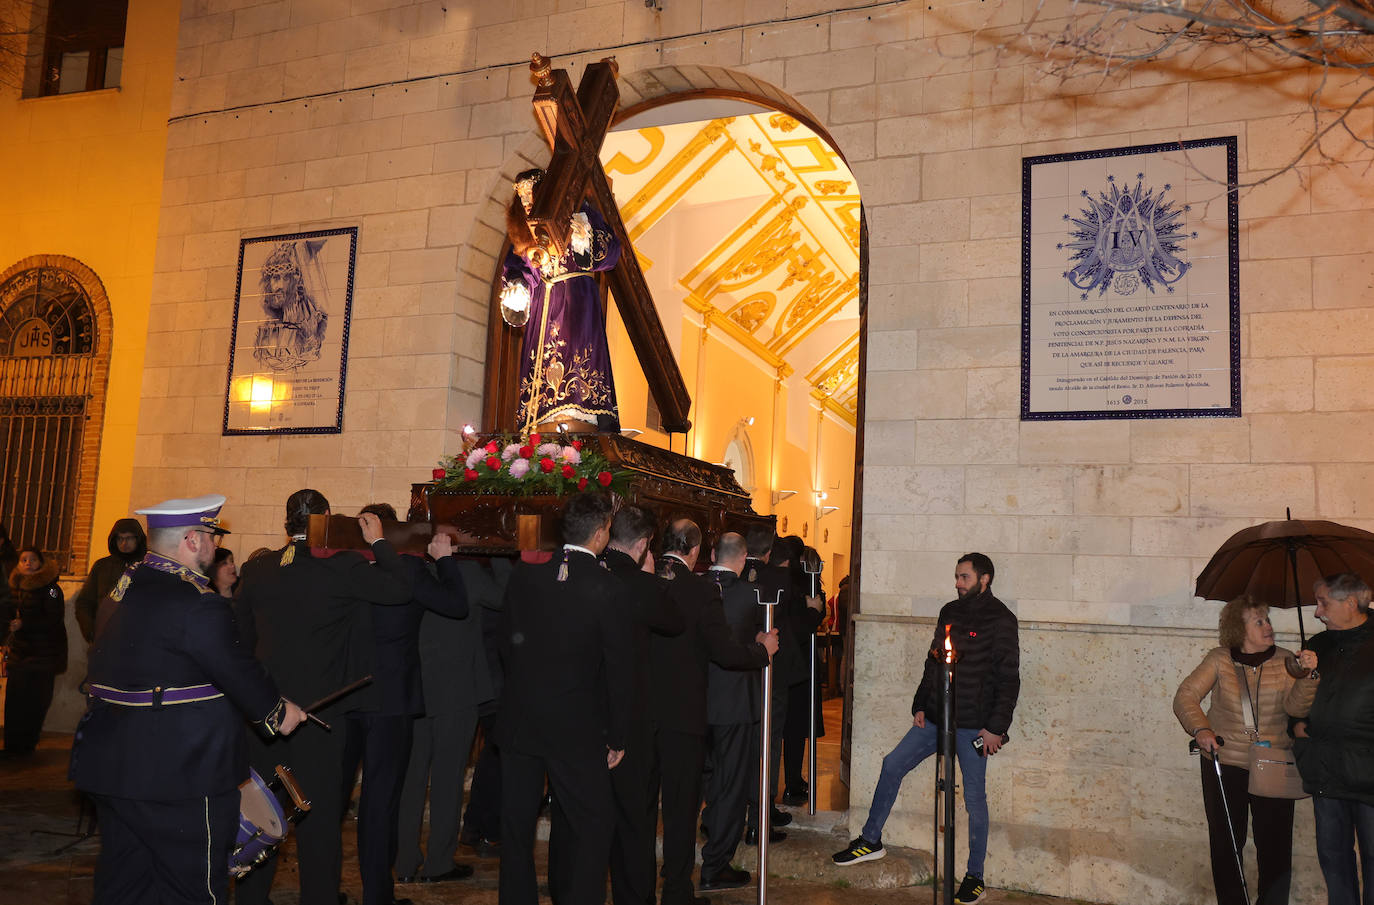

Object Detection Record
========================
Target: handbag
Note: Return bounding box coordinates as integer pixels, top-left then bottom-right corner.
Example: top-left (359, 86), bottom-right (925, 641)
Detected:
top-left (1234, 661), bottom-right (1308, 799)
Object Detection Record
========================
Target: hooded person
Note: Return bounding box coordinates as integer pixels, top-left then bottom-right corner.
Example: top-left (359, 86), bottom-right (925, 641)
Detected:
top-left (5, 546), bottom-right (67, 755)
top-left (75, 518), bottom-right (147, 644)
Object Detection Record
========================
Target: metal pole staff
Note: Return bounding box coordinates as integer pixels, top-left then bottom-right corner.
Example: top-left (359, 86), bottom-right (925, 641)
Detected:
top-left (804, 561), bottom-right (822, 817)
top-left (756, 589), bottom-right (782, 905)
top-left (938, 626), bottom-right (958, 905)
top-left (808, 630), bottom-right (817, 816)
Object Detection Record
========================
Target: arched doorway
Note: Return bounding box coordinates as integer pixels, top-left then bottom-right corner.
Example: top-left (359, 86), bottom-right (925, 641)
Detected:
top-left (0, 255), bottom-right (114, 572)
top-left (468, 65), bottom-right (868, 805)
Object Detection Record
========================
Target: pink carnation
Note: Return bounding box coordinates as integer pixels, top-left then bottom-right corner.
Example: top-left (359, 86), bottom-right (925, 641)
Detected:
top-left (464, 449), bottom-right (485, 469)
top-left (560, 446), bottom-right (582, 465)
top-left (508, 458), bottom-right (531, 479)
top-left (536, 443), bottom-right (561, 458)
top-left (502, 443), bottom-right (522, 461)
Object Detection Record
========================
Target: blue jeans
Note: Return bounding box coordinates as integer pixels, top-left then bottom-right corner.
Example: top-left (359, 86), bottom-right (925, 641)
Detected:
top-left (1313, 795), bottom-right (1374, 905)
top-left (861, 722), bottom-right (988, 877)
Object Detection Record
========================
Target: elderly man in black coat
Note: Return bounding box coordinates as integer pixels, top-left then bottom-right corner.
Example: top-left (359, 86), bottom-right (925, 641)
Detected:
top-left (652, 518), bottom-right (778, 905)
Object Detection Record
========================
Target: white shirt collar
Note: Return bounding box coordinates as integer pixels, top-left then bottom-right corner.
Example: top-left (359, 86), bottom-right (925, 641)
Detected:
top-left (563, 544), bottom-right (598, 558)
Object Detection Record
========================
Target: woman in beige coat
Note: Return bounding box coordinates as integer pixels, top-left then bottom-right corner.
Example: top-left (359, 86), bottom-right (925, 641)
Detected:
top-left (1174, 595), bottom-right (1319, 905)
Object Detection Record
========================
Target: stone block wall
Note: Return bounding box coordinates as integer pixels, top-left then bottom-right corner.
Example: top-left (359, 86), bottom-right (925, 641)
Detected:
top-left (852, 615), bottom-right (1323, 904)
top-left (133, 1), bottom-right (1374, 893)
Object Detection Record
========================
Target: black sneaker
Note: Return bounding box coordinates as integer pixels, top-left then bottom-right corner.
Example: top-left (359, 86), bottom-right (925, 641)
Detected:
top-left (954, 873), bottom-right (986, 904)
top-left (831, 836), bottom-right (885, 865)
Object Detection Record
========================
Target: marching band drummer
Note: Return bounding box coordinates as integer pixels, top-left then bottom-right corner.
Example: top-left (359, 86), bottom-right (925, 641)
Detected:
top-left (69, 494), bottom-right (306, 905)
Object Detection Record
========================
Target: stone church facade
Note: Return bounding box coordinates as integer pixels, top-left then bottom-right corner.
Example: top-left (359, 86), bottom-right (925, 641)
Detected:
top-left (10, 0), bottom-right (1374, 901)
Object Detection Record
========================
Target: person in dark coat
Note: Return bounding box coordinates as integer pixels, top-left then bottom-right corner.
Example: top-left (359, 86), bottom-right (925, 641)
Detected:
top-left (652, 518), bottom-right (777, 905)
top-left (74, 518), bottom-right (146, 644)
top-left (742, 529), bottom-right (809, 837)
top-left (599, 504), bottom-right (685, 905)
top-left (4, 546), bottom-right (67, 755)
top-left (234, 489), bottom-right (413, 905)
top-left (497, 492), bottom-right (634, 905)
top-left (700, 532), bottom-right (772, 889)
top-left (832, 552), bottom-right (1019, 905)
top-left (69, 494), bottom-right (304, 905)
top-left (457, 558), bottom-right (514, 856)
top-left (780, 543), bottom-right (827, 805)
top-left (343, 503), bottom-right (470, 905)
top-left (396, 555), bottom-right (504, 881)
top-left (1291, 572), bottom-right (1374, 905)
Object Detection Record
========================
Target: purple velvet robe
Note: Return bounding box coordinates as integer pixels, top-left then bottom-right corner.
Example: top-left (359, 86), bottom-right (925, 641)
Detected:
top-left (504, 203), bottom-right (621, 432)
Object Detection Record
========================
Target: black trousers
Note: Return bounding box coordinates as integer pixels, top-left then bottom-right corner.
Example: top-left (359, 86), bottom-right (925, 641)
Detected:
top-left (701, 722), bottom-right (753, 876)
top-left (1200, 756), bottom-right (1295, 905)
top-left (237, 721), bottom-right (349, 905)
top-left (609, 721), bottom-right (657, 905)
top-left (91, 790), bottom-right (238, 905)
top-left (501, 746), bottom-right (614, 905)
top-left (782, 675), bottom-right (823, 792)
top-left (3, 668), bottom-right (55, 753)
top-left (648, 724), bottom-right (706, 905)
top-left (462, 713), bottom-right (502, 842)
top-left (351, 713), bottom-right (414, 905)
top-left (746, 715), bottom-right (783, 829)
top-left (396, 705), bottom-right (479, 877)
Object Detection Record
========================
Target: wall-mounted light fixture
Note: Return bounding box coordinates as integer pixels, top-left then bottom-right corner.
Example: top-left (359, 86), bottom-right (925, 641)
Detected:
top-left (772, 489), bottom-right (797, 505)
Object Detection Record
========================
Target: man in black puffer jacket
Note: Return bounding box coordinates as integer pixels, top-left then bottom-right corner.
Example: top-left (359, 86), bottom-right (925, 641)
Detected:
top-left (831, 553), bottom-right (1020, 905)
top-left (1291, 572), bottom-right (1374, 905)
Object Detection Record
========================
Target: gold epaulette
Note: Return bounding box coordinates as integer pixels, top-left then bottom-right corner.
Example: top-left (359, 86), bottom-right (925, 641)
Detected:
top-left (280, 544), bottom-right (296, 567)
top-left (108, 571), bottom-right (133, 603)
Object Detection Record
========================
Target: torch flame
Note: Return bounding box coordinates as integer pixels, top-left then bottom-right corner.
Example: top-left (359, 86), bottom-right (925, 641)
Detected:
top-left (943, 624), bottom-right (954, 664)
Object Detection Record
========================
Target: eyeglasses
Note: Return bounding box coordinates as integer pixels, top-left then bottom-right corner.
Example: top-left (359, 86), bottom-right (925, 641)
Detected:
top-left (190, 529), bottom-right (224, 547)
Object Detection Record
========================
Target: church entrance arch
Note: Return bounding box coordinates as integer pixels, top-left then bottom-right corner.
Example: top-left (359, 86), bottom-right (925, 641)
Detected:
top-left (469, 62), bottom-right (867, 802)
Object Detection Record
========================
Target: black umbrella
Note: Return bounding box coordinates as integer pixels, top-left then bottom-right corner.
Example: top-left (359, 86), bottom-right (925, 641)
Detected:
top-left (1194, 509), bottom-right (1374, 646)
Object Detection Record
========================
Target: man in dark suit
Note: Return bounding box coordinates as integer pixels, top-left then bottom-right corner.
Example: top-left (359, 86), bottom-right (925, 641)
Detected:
top-left (396, 556), bottom-right (505, 883)
top-left (345, 503), bottom-right (470, 905)
top-left (600, 505), bottom-right (685, 905)
top-left (71, 494), bottom-right (305, 905)
top-left (700, 532), bottom-right (770, 890)
top-left (497, 492), bottom-right (633, 905)
top-left (652, 518), bottom-right (778, 905)
top-left (743, 529), bottom-right (822, 840)
top-left (235, 489), bottom-right (413, 905)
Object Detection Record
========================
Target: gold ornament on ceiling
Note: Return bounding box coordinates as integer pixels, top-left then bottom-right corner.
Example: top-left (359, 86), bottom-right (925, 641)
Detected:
top-left (768, 113), bottom-right (800, 133)
top-left (814, 180), bottom-right (850, 196)
top-left (728, 295), bottom-right (774, 333)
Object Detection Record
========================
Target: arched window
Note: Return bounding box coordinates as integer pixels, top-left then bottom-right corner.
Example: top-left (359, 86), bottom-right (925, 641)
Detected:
top-left (0, 258), bottom-right (111, 572)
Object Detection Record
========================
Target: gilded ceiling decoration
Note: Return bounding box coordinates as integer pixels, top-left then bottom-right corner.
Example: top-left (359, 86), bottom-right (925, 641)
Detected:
top-left (602, 110), bottom-right (861, 424)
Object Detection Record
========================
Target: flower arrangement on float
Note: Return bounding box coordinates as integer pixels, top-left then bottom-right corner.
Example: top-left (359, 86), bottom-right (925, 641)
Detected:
top-left (432, 431), bottom-right (627, 496)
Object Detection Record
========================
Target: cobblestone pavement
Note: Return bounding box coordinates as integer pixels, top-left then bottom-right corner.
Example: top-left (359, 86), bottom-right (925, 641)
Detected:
top-left (1, 733), bottom-right (1099, 905)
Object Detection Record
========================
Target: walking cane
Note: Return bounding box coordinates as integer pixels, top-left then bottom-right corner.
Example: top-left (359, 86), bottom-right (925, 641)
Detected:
top-left (1191, 737), bottom-right (1251, 905)
top-left (756, 589), bottom-right (782, 905)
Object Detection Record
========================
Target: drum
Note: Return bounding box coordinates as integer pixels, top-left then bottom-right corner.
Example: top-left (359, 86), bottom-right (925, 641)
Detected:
top-left (230, 765), bottom-right (311, 878)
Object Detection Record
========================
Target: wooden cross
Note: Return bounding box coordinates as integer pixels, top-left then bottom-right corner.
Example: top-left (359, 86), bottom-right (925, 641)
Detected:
top-left (514, 52), bottom-right (692, 435)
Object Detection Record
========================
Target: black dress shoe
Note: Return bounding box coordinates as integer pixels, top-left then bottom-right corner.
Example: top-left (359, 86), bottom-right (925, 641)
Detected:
top-left (782, 789), bottom-right (809, 806)
top-left (770, 807), bottom-right (793, 827)
top-left (700, 866), bottom-right (751, 890)
top-left (744, 826), bottom-right (787, 845)
top-left (475, 837), bottom-right (502, 857)
top-left (394, 875), bottom-right (418, 884)
top-left (420, 864), bottom-right (474, 882)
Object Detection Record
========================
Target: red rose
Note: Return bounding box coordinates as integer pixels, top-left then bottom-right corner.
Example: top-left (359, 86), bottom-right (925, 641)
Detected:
top-left (484, 440), bottom-right (499, 454)
top-left (540, 457), bottom-right (555, 473)
top-left (577, 477), bottom-right (588, 490)
top-left (464, 468), bottom-right (479, 482)
top-left (528, 432), bottom-right (541, 445)
top-left (597, 471), bottom-right (613, 487)
top-left (572, 440), bottom-right (583, 451)
top-left (519, 444), bottom-right (534, 458)
top-left (486, 455), bottom-right (501, 471)
top-left (432, 468), bottom-right (446, 480)
top-left (562, 464), bottom-right (575, 478)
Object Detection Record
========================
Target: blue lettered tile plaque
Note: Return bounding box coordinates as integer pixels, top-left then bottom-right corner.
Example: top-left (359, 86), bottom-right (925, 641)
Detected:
top-left (1021, 137), bottom-right (1239, 420)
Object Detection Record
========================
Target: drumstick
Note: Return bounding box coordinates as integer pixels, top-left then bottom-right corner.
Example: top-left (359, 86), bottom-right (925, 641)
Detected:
top-left (301, 675), bottom-right (375, 731)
